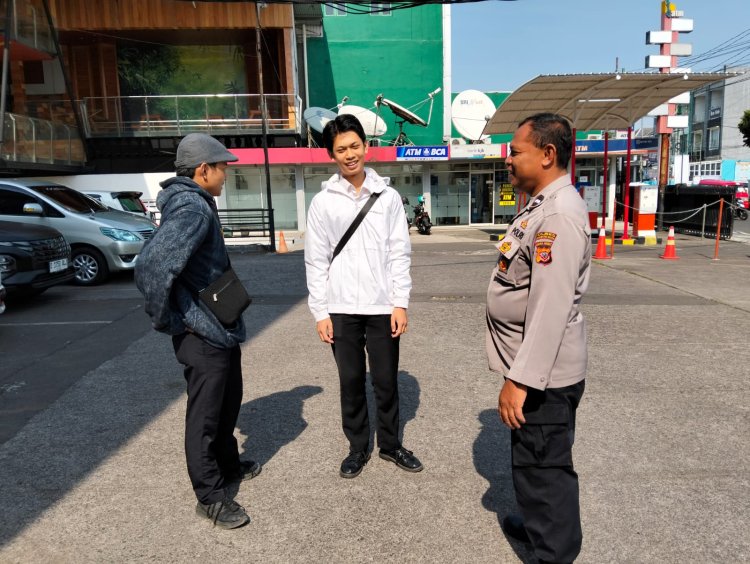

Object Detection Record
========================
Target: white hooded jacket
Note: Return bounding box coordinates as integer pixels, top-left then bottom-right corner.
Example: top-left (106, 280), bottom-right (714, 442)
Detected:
top-left (304, 168), bottom-right (412, 322)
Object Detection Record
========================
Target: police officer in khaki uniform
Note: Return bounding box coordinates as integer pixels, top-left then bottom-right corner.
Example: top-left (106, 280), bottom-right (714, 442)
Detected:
top-left (486, 113), bottom-right (591, 563)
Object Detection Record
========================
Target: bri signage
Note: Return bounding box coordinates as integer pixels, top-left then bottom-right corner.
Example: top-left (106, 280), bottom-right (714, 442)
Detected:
top-left (396, 146), bottom-right (449, 161)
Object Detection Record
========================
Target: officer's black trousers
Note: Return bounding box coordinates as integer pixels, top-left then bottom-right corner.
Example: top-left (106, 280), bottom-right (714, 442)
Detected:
top-left (511, 380), bottom-right (585, 564)
top-left (330, 314), bottom-right (400, 453)
top-left (172, 333), bottom-right (243, 505)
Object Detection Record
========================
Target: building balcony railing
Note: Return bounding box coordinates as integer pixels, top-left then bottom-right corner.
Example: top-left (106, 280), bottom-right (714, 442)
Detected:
top-left (0, 0), bottom-right (56, 55)
top-left (79, 94), bottom-right (303, 138)
top-left (1, 112), bottom-right (85, 165)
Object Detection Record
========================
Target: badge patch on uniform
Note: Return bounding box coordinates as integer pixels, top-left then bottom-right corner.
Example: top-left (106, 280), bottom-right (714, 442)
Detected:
top-left (499, 241), bottom-right (512, 254)
top-left (498, 257), bottom-right (509, 273)
top-left (534, 231), bottom-right (557, 265)
top-left (520, 220), bottom-right (528, 229)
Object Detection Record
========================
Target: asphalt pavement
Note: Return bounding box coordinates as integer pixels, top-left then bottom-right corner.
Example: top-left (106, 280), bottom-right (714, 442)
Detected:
top-left (0, 228), bottom-right (748, 563)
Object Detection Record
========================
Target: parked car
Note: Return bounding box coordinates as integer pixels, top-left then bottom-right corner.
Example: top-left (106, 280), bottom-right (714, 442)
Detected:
top-left (82, 190), bottom-right (154, 219)
top-left (0, 179), bottom-right (156, 285)
top-left (0, 272), bottom-right (5, 314)
top-left (0, 220), bottom-right (75, 297)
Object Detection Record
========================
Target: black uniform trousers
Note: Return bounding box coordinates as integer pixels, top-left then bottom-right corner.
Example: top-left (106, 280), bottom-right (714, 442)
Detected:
top-left (511, 380), bottom-right (585, 564)
top-left (172, 332), bottom-right (243, 505)
top-left (330, 314), bottom-right (400, 453)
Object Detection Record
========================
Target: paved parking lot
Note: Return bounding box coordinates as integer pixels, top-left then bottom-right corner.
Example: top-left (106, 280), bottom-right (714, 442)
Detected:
top-left (0, 230), bottom-right (748, 563)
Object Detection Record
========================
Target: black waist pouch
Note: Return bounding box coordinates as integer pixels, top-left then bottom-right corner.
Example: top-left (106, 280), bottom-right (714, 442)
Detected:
top-left (198, 268), bottom-right (252, 326)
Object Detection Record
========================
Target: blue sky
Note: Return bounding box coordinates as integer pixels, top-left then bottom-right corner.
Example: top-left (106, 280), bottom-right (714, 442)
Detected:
top-left (452, 0), bottom-right (750, 92)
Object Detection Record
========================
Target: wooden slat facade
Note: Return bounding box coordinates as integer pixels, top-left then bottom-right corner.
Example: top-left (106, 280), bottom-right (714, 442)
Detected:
top-left (47, 0), bottom-right (293, 30)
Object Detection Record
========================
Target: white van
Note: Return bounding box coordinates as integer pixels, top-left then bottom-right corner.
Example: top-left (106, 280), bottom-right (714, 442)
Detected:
top-left (0, 179), bottom-right (156, 285)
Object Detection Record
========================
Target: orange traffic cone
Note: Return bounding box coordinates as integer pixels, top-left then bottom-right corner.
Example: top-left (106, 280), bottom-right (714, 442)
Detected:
top-left (659, 226), bottom-right (679, 260)
top-left (277, 231), bottom-right (289, 254)
top-left (593, 227), bottom-right (611, 260)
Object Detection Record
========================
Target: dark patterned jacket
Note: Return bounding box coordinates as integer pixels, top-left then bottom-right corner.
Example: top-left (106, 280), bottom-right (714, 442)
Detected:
top-left (135, 177), bottom-right (246, 349)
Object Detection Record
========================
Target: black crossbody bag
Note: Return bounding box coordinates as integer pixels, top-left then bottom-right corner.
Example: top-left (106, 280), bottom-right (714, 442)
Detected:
top-left (198, 258), bottom-right (252, 327)
top-left (331, 191), bottom-right (382, 263)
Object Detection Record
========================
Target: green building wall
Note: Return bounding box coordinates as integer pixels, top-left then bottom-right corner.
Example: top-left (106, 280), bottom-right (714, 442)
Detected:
top-left (307, 5), bottom-right (445, 147)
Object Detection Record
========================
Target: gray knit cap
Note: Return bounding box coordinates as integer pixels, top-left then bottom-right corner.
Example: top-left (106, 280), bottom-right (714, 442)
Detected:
top-left (174, 133), bottom-right (238, 169)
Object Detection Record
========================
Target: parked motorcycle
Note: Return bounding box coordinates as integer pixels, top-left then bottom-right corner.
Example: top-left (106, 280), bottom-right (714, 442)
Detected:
top-left (734, 205), bottom-right (748, 221)
top-left (412, 195), bottom-right (432, 235)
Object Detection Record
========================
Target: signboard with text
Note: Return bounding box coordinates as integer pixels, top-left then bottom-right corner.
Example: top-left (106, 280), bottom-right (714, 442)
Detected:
top-left (396, 146), bottom-right (449, 161)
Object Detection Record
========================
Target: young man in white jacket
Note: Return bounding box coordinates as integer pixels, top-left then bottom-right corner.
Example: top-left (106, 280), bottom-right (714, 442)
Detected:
top-left (304, 114), bottom-right (423, 478)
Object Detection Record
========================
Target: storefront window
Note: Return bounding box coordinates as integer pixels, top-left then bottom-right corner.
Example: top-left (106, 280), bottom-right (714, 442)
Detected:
top-left (430, 163), bottom-right (469, 225)
top-left (226, 166), bottom-right (297, 229)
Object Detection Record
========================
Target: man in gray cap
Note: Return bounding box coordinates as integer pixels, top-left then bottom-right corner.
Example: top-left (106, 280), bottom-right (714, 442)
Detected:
top-left (135, 133), bottom-right (261, 529)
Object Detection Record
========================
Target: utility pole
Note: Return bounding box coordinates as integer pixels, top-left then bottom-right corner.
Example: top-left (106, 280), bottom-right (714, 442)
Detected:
top-left (256, 2), bottom-right (276, 252)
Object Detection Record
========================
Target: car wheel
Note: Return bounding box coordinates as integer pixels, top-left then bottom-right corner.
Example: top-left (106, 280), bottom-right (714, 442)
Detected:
top-left (72, 247), bottom-right (109, 285)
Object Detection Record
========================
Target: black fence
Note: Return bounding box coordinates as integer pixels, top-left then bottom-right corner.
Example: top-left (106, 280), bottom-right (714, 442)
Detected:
top-left (217, 208), bottom-right (272, 238)
top-left (662, 184), bottom-right (735, 240)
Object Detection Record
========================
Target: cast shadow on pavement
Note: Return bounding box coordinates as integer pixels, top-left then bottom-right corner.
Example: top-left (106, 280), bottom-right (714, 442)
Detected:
top-left (237, 385), bottom-right (323, 467)
top-left (365, 370), bottom-right (421, 451)
top-left (473, 408), bottom-right (535, 564)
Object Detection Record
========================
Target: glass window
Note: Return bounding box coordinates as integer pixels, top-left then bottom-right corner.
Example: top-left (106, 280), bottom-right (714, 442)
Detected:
top-left (0, 188), bottom-right (37, 215)
top-left (117, 195), bottom-right (146, 213)
top-left (430, 163), bottom-right (470, 226)
top-left (324, 3), bottom-right (347, 16)
top-left (371, 2), bottom-right (391, 15)
top-left (707, 127), bottom-right (720, 151)
top-left (30, 185), bottom-right (107, 213)
top-left (226, 167), bottom-right (298, 230)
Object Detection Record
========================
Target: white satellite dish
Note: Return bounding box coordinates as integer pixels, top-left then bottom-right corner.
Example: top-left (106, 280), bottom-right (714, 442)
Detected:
top-left (380, 98), bottom-right (428, 127)
top-left (303, 107), bottom-right (338, 134)
top-left (337, 104), bottom-right (387, 137)
top-left (451, 90), bottom-right (496, 142)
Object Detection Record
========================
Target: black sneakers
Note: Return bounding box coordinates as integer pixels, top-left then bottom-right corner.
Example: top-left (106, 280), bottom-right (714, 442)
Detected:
top-left (195, 497), bottom-right (250, 529)
top-left (339, 451), bottom-right (370, 478)
top-left (379, 447), bottom-right (424, 472)
top-left (225, 460), bottom-right (263, 483)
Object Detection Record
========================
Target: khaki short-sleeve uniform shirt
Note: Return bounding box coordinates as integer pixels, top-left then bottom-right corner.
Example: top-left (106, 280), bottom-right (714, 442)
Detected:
top-left (486, 175), bottom-right (592, 391)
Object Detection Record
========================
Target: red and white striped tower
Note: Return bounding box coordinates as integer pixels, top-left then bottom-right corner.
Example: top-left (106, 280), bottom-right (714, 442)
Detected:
top-left (646, 2), bottom-right (694, 231)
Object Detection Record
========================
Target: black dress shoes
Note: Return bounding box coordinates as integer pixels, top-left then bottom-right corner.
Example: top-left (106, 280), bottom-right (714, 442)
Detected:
top-left (340, 451), bottom-right (370, 478)
top-left (378, 447), bottom-right (424, 472)
top-left (226, 460), bottom-right (263, 483)
top-left (195, 497), bottom-right (250, 529)
top-left (501, 514), bottom-right (530, 543)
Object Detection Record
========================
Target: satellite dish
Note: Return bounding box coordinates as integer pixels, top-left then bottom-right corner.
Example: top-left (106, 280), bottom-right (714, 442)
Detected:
top-left (451, 90), bottom-right (496, 142)
top-left (380, 98), bottom-right (427, 127)
top-left (303, 107), bottom-right (338, 134)
top-left (337, 104), bottom-right (387, 137)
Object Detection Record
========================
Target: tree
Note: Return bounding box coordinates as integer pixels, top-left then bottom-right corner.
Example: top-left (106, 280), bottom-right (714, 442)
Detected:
top-left (739, 110), bottom-right (750, 149)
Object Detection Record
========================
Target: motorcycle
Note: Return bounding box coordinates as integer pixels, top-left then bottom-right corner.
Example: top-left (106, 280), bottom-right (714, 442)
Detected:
top-left (734, 205), bottom-right (748, 221)
top-left (412, 196), bottom-right (432, 235)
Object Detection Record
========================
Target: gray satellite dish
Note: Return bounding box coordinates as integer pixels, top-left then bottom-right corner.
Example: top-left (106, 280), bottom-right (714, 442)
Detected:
top-left (451, 89), bottom-right (496, 142)
top-left (381, 98), bottom-right (428, 127)
top-left (338, 104), bottom-right (387, 137)
top-left (304, 107), bottom-right (338, 133)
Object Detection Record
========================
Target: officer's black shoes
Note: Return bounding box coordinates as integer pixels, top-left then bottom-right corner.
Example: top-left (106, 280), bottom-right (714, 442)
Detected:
top-left (379, 447), bottom-right (424, 473)
top-left (501, 514), bottom-right (530, 543)
top-left (195, 497), bottom-right (250, 529)
top-left (339, 451), bottom-right (370, 478)
top-left (226, 460), bottom-right (263, 483)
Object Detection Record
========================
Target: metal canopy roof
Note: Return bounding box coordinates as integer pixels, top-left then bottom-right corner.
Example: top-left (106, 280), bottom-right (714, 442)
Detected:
top-left (483, 72), bottom-right (738, 135)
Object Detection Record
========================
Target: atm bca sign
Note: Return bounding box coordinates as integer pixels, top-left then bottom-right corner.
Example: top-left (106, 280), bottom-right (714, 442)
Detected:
top-left (396, 146), bottom-right (449, 161)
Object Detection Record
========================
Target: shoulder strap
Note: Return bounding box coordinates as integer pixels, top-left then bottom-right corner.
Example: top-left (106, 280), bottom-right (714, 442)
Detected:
top-left (331, 191), bottom-right (382, 263)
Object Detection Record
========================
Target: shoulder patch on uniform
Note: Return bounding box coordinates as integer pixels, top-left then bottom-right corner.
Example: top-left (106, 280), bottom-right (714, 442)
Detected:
top-left (520, 220), bottom-right (528, 229)
top-left (534, 232), bottom-right (557, 265)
